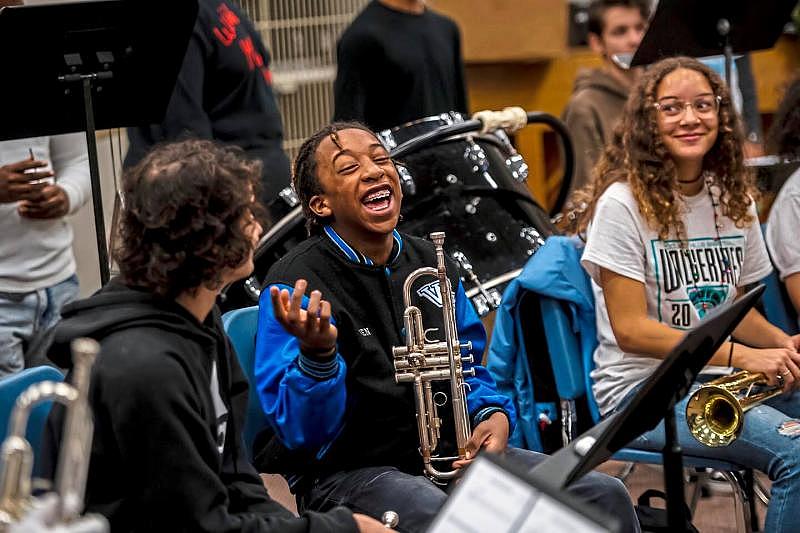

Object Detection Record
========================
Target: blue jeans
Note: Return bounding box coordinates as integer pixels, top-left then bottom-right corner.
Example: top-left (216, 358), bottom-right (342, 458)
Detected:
top-left (300, 448), bottom-right (640, 533)
top-left (625, 381), bottom-right (800, 533)
top-left (0, 274), bottom-right (79, 378)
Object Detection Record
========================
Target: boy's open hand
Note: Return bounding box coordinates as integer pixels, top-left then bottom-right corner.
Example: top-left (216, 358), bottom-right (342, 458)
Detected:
top-left (270, 279), bottom-right (337, 356)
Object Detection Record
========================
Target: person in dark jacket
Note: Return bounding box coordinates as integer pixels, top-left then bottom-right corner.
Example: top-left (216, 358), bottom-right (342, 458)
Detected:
top-left (42, 140), bottom-right (388, 533)
top-left (254, 122), bottom-right (640, 533)
top-left (333, 0), bottom-right (468, 131)
top-left (562, 0), bottom-right (649, 194)
top-left (124, 0), bottom-right (292, 223)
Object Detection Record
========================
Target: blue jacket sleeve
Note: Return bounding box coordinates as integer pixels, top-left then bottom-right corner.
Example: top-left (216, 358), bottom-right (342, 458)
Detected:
top-left (455, 281), bottom-right (518, 431)
top-left (254, 284), bottom-right (347, 453)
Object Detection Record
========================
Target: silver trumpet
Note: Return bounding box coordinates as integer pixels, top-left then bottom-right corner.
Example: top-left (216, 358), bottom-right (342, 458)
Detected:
top-left (392, 231), bottom-right (475, 483)
top-left (0, 338), bottom-right (102, 530)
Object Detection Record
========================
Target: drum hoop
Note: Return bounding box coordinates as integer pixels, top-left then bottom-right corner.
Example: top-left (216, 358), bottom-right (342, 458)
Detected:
top-left (464, 269), bottom-right (523, 299)
top-left (380, 112), bottom-right (467, 150)
top-left (254, 206), bottom-right (304, 260)
top-left (384, 112), bottom-right (466, 134)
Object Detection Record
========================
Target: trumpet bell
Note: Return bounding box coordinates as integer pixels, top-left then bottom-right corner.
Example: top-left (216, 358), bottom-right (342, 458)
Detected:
top-left (686, 386), bottom-right (743, 447)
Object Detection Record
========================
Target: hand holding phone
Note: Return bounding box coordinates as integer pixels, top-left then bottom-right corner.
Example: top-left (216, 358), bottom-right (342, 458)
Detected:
top-left (0, 158), bottom-right (54, 203)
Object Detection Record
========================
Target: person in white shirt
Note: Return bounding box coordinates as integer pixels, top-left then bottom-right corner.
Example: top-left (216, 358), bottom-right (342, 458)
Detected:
top-left (565, 56), bottom-right (800, 533)
top-left (0, 133), bottom-right (90, 377)
top-left (765, 75), bottom-right (800, 327)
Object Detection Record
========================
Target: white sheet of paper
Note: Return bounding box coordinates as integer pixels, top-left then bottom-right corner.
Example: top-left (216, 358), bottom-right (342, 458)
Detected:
top-left (427, 457), bottom-right (609, 533)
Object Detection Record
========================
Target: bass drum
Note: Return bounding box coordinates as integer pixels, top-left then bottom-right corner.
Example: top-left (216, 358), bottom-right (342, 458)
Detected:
top-left (384, 112), bottom-right (557, 317)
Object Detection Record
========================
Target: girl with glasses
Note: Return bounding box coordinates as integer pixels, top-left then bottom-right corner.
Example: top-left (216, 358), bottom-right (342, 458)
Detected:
top-left (563, 56), bottom-right (800, 532)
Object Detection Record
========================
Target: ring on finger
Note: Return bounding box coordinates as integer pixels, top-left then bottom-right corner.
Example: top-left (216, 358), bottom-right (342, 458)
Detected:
top-left (782, 370), bottom-right (792, 377)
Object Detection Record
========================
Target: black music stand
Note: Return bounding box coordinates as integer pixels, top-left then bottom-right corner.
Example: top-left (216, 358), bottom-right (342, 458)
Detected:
top-left (0, 0), bottom-right (198, 285)
top-left (630, 0), bottom-right (795, 87)
top-left (530, 285), bottom-right (765, 532)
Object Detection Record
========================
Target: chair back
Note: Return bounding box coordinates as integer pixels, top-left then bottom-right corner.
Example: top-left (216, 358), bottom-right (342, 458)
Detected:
top-left (222, 306), bottom-right (267, 461)
top-left (760, 224), bottom-right (799, 335)
top-left (0, 366), bottom-right (64, 471)
top-left (540, 295), bottom-right (602, 424)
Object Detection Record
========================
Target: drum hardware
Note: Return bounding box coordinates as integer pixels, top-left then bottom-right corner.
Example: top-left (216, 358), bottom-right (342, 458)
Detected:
top-left (392, 232), bottom-right (475, 483)
top-left (520, 227), bottom-right (546, 255)
top-left (378, 129), bottom-right (397, 150)
top-left (464, 269), bottom-right (524, 300)
top-left (452, 250), bottom-right (501, 317)
top-left (242, 276), bottom-right (262, 300)
top-left (464, 197), bottom-right (480, 215)
top-left (505, 153), bottom-right (529, 182)
top-left (396, 164), bottom-right (416, 195)
top-left (278, 186), bottom-right (300, 207)
top-left (381, 510), bottom-right (400, 528)
top-left (471, 289), bottom-right (503, 318)
top-left (463, 138), bottom-right (498, 189)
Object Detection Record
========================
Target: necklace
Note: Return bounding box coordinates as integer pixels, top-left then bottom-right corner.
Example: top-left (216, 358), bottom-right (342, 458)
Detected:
top-left (677, 174), bottom-right (703, 184)
top-left (683, 174), bottom-right (734, 315)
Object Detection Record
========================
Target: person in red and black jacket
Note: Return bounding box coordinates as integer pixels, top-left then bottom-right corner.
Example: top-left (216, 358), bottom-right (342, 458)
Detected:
top-left (124, 0), bottom-right (291, 223)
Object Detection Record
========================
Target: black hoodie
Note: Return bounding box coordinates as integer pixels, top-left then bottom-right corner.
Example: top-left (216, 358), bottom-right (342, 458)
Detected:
top-left (42, 281), bottom-right (356, 533)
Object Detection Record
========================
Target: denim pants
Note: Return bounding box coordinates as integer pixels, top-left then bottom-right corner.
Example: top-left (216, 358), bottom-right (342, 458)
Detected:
top-left (625, 381), bottom-right (800, 533)
top-left (0, 274), bottom-right (79, 378)
top-left (300, 447), bottom-right (640, 533)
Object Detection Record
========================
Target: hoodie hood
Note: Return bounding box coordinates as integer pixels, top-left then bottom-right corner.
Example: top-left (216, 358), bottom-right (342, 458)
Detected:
top-left (49, 279), bottom-right (217, 369)
top-left (572, 68), bottom-right (630, 101)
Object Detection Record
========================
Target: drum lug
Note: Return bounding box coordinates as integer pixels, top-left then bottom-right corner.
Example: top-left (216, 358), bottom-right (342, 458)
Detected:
top-left (506, 154), bottom-right (529, 182)
top-left (378, 129), bottom-right (397, 150)
top-left (243, 275), bottom-right (262, 301)
top-left (278, 186), bottom-right (300, 207)
top-left (471, 289), bottom-right (502, 317)
top-left (464, 197), bottom-right (480, 215)
top-left (397, 164), bottom-right (416, 195)
top-left (520, 227), bottom-right (546, 254)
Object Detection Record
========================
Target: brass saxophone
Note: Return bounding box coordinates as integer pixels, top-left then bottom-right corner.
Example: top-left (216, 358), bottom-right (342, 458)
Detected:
top-left (0, 337), bottom-right (100, 530)
top-left (392, 232), bottom-right (475, 483)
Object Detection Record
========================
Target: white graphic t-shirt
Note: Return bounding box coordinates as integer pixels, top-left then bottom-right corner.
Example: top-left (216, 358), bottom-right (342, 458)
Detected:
top-left (582, 181), bottom-right (772, 415)
top-left (766, 167), bottom-right (800, 316)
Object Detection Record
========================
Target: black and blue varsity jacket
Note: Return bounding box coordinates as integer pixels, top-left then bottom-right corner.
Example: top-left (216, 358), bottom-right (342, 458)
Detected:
top-left (254, 227), bottom-right (516, 481)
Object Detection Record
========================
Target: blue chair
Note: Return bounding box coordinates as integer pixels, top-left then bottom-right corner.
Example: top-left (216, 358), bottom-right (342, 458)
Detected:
top-left (222, 306), bottom-right (269, 462)
top-left (540, 292), bottom-right (761, 532)
top-left (0, 366), bottom-right (65, 473)
top-left (761, 224), bottom-right (799, 335)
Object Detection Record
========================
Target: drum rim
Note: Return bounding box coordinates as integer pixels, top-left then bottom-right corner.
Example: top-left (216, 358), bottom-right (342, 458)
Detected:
top-left (380, 111), bottom-right (466, 136)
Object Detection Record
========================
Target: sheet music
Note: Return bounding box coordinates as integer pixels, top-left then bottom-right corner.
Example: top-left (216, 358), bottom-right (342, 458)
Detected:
top-left (428, 457), bottom-right (610, 533)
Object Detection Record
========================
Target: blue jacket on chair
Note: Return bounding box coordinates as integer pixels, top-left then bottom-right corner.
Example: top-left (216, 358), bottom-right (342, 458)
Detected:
top-left (487, 236), bottom-right (598, 450)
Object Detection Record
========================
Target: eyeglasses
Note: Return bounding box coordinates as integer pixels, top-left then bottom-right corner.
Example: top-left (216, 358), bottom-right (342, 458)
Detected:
top-left (653, 95), bottom-right (721, 122)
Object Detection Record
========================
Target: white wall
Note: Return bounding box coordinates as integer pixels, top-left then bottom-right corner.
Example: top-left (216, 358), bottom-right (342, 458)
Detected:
top-left (70, 131), bottom-right (127, 297)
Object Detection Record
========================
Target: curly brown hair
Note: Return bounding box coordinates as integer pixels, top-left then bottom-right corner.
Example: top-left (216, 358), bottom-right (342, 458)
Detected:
top-left (766, 73), bottom-right (800, 157)
top-left (563, 56), bottom-right (755, 240)
top-left (115, 140), bottom-right (264, 299)
top-left (292, 121), bottom-right (379, 235)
